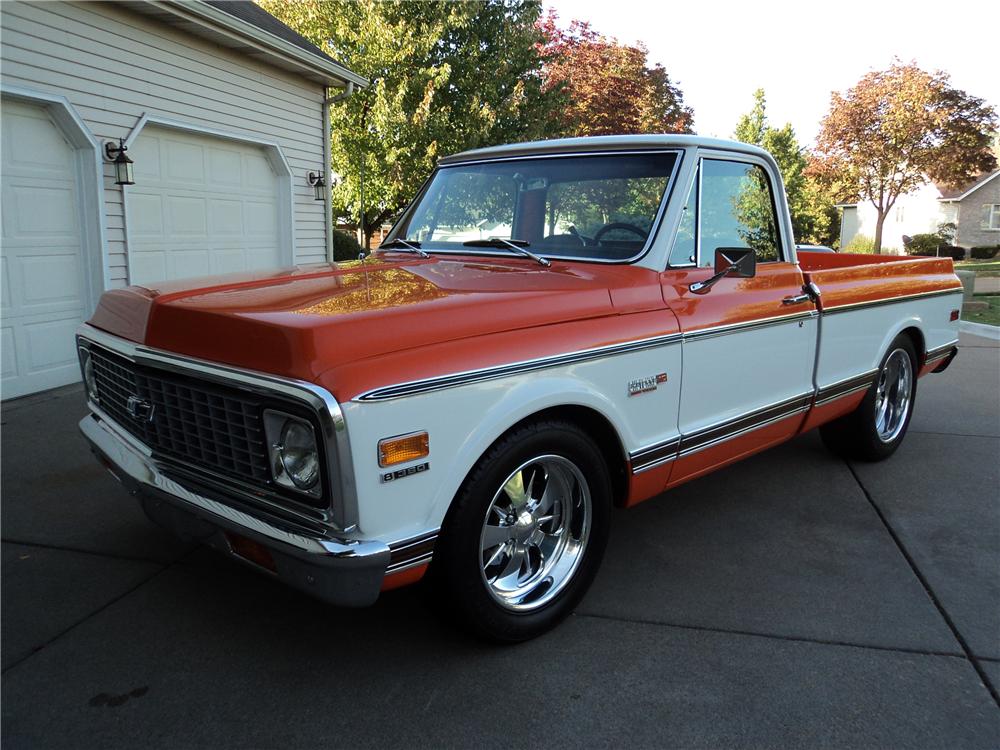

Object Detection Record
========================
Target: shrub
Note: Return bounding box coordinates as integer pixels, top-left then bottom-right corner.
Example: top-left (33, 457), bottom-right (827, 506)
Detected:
top-left (905, 233), bottom-right (942, 256)
top-left (332, 229), bottom-right (361, 262)
top-left (937, 245), bottom-right (966, 261)
top-left (842, 234), bottom-right (875, 254)
top-left (970, 245), bottom-right (1000, 260)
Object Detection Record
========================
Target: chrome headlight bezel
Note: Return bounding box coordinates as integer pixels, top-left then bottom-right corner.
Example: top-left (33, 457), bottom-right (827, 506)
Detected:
top-left (263, 409), bottom-right (323, 499)
top-left (78, 344), bottom-right (99, 404)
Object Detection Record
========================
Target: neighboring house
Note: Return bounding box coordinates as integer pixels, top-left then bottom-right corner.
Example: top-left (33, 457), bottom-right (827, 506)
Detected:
top-left (838, 170), bottom-right (1000, 253)
top-left (0, 0), bottom-right (367, 399)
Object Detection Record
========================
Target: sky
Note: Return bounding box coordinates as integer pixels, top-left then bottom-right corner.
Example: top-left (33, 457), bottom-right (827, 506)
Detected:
top-left (545, 0), bottom-right (1000, 146)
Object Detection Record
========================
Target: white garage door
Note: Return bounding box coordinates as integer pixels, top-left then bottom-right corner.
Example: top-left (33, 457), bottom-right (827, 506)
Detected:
top-left (1, 99), bottom-right (90, 400)
top-left (127, 126), bottom-right (284, 285)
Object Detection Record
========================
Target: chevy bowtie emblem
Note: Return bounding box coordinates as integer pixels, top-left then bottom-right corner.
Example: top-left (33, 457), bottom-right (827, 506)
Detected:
top-left (126, 395), bottom-right (155, 423)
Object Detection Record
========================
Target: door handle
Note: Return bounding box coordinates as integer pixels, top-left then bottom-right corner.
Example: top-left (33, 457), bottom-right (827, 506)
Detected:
top-left (782, 293), bottom-right (811, 305)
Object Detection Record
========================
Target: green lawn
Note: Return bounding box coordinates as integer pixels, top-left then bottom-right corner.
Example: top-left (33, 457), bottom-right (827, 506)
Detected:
top-left (961, 295), bottom-right (1000, 327)
top-left (955, 259), bottom-right (1000, 277)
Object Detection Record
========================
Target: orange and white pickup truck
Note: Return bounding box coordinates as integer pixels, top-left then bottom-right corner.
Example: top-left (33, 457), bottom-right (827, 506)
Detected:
top-left (78, 135), bottom-right (962, 641)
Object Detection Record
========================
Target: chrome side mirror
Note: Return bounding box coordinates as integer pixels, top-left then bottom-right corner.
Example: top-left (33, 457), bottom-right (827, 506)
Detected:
top-left (689, 248), bottom-right (757, 294)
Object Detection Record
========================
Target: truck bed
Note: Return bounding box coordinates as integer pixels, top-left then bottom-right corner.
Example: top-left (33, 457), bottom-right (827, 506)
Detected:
top-left (797, 251), bottom-right (961, 312)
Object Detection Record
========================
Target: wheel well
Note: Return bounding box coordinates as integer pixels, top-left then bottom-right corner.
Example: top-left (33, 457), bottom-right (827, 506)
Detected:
top-left (507, 405), bottom-right (629, 507)
top-left (898, 326), bottom-right (926, 364)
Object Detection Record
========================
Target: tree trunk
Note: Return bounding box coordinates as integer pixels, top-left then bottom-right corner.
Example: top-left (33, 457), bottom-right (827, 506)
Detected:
top-left (873, 209), bottom-right (886, 255)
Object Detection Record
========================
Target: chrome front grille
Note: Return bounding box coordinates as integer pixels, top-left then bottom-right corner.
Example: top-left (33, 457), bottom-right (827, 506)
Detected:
top-left (88, 345), bottom-right (271, 484)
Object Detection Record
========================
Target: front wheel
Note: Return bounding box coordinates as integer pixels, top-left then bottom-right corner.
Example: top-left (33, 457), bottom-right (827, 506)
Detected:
top-left (432, 420), bottom-right (611, 642)
top-left (820, 335), bottom-right (917, 461)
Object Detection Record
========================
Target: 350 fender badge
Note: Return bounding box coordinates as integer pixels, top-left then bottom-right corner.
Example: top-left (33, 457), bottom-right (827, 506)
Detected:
top-left (628, 373), bottom-right (667, 396)
top-left (381, 462), bottom-right (429, 483)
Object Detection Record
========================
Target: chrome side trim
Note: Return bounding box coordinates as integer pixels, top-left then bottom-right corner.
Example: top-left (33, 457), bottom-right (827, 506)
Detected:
top-left (677, 392), bottom-right (813, 458)
top-left (814, 369), bottom-right (879, 406)
top-left (76, 324), bottom-right (359, 533)
top-left (358, 311), bottom-right (816, 402)
top-left (629, 437), bottom-right (681, 474)
top-left (682, 310), bottom-right (815, 342)
top-left (357, 331), bottom-right (684, 401)
top-left (386, 530), bottom-right (439, 572)
top-left (925, 339), bottom-right (960, 364)
top-left (822, 287), bottom-right (963, 315)
top-left (628, 392), bottom-right (813, 474)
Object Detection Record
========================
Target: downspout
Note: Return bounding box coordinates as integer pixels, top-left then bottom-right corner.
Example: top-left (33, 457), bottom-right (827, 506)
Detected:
top-left (324, 82), bottom-right (355, 261)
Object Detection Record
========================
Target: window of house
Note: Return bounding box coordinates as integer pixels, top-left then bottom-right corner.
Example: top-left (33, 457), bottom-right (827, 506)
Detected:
top-left (990, 204), bottom-right (1000, 230)
top-left (698, 159), bottom-right (782, 264)
top-left (895, 205), bottom-right (905, 223)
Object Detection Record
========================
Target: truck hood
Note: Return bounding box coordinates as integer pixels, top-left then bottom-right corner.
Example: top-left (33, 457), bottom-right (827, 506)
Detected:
top-left (88, 256), bottom-right (623, 384)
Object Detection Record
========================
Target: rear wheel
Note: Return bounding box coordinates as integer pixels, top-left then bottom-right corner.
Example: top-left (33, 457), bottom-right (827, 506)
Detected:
top-left (432, 420), bottom-right (611, 642)
top-left (820, 335), bottom-right (917, 461)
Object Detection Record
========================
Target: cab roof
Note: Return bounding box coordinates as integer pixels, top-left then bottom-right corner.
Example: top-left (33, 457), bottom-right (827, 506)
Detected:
top-left (439, 134), bottom-right (772, 165)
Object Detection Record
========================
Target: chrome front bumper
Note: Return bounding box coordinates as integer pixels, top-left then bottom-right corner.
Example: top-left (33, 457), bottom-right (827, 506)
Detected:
top-left (80, 413), bottom-right (391, 607)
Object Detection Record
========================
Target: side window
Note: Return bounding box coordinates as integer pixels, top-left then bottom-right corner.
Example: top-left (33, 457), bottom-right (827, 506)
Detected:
top-left (668, 172), bottom-right (697, 266)
top-left (699, 159), bottom-right (781, 265)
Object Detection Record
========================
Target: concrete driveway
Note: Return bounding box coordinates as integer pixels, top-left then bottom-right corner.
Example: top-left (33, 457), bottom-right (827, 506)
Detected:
top-left (2, 332), bottom-right (998, 748)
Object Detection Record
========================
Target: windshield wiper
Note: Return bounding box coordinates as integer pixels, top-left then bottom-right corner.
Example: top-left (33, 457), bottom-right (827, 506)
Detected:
top-left (379, 238), bottom-right (430, 258)
top-left (462, 238), bottom-right (551, 267)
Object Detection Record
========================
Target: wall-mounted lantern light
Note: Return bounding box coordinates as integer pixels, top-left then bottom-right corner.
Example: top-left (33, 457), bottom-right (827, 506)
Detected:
top-left (104, 138), bottom-right (135, 186)
top-left (307, 171), bottom-right (326, 201)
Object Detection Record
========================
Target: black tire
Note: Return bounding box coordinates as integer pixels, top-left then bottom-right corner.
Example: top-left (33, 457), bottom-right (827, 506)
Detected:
top-left (431, 419), bottom-right (612, 643)
top-left (820, 334), bottom-right (918, 462)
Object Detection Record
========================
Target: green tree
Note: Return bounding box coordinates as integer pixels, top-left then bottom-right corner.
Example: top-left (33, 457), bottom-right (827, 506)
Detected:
top-left (814, 61), bottom-right (997, 253)
top-left (257, 0), bottom-right (560, 248)
top-left (733, 89), bottom-right (838, 246)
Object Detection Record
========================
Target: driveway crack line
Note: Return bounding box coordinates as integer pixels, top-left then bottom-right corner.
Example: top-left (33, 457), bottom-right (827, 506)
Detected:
top-left (845, 460), bottom-right (1000, 709)
top-left (574, 611), bottom-right (966, 659)
top-left (1, 563), bottom-right (171, 676)
top-left (1, 537), bottom-right (180, 566)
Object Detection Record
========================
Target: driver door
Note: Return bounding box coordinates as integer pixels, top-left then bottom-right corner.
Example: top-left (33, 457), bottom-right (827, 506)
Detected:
top-left (661, 155), bottom-right (817, 488)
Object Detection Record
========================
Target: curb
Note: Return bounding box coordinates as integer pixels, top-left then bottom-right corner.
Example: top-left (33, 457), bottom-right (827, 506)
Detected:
top-left (959, 320), bottom-right (1000, 341)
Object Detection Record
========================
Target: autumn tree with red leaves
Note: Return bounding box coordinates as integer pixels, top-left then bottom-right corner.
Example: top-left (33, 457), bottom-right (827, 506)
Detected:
top-left (814, 61), bottom-right (997, 253)
top-left (538, 12), bottom-right (692, 137)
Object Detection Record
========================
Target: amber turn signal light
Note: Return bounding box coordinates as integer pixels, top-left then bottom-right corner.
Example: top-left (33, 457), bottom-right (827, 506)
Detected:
top-left (378, 432), bottom-right (429, 467)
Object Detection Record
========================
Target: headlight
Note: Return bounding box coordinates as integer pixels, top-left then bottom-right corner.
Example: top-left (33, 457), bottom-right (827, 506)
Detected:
top-left (78, 345), bottom-right (99, 403)
top-left (264, 410), bottom-right (322, 498)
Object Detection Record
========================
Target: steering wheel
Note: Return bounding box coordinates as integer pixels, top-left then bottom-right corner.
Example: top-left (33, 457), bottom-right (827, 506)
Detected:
top-left (593, 222), bottom-right (647, 243)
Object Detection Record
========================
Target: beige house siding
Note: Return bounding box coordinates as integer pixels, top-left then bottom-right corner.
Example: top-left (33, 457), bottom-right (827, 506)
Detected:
top-left (0, 0), bottom-right (328, 288)
top-left (954, 176), bottom-right (1000, 249)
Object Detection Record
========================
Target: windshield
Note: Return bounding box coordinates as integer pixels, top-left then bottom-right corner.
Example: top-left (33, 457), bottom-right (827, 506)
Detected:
top-left (390, 152), bottom-right (679, 262)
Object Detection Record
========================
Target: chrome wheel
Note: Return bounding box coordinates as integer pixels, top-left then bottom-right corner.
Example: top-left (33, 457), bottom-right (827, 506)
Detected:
top-left (479, 455), bottom-right (592, 612)
top-left (874, 348), bottom-right (913, 443)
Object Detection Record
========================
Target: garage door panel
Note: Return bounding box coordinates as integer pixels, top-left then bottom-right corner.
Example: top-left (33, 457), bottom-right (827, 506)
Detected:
top-left (208, 198), bottom-right (242, 235)
top-left (208, 148), bottom-right (242, 187)
top-left (128, 125), bottom-right (285, 286)
top-left (129, 193), bottom-right (164, 236)
top-left (132, 136), bottom-right (161, 181)
top-left (18, 253), bottom-right (83, 308)
top-left (245, 201), bottom-right (278, 236)
top-left (165, 195), bottom-right (207, 236)
top-left (3, 104), bottom-right (74, 175)
top-left (3, 183), bottom-right (78, 238)
top-left (167, 249), bottom-right (212, 281)
top-left (1, 327), bottom-right (17, 378)
top-left (210, 248), bottom-right (248, 275)
top-left (164, 137), bottom-right (206, 184)
top-left (130, 251), bottom-right (166, 285)
top-left (23, 315), bottom-right (80, 373)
